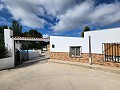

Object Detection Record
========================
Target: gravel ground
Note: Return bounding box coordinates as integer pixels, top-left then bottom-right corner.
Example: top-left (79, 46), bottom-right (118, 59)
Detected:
top-left (0, 52), bottom-right (120, 90)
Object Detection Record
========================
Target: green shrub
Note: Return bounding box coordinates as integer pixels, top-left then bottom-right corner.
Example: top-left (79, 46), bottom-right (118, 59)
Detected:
top-left (0, 32), bottom-right (7, 59)
top-left (0, 43), bottom-right (7, 59)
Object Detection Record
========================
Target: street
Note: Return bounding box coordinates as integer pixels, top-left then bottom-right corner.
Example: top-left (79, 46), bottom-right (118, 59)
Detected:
top-left (0, 53), bottom-right (120, 90)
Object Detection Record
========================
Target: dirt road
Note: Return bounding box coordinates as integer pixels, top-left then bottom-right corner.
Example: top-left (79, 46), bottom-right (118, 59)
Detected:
top-left (0, 52), bottom-right (120, 90)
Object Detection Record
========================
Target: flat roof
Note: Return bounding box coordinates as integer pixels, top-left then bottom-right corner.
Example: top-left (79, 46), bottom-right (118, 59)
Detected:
top-left (13, 37), bottom-right (50, 42)
top-left (85, 27), bottom-right (120, 33)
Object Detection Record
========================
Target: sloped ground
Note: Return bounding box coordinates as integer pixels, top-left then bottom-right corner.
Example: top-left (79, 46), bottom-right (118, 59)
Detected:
top-left (0, 51), bottom-right (120, 90)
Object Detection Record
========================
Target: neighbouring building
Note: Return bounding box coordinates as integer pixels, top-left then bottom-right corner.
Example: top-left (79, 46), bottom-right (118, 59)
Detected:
top-left (0, 29), bottom-right (49, 70)
top-left (50, 28), bottom-right (120, 67)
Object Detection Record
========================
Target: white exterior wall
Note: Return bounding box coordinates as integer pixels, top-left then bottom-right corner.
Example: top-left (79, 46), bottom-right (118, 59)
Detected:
top-left (4, 29), bottom-right (13, 56)
top-left (50, 28), bottom-right (120, 54)
top-left (1, 29), bottom-right (15, 70)
top-left (15, 42), bottom-right (21, 51)
top-left (0, 57), bottom-right (14, 70)
top-left (84, 28), bottom-right (120, 54)
top-left (21, 50), bottom-right (39, 60)
top-left (29, 51), bottom-right (39, 59)
top-left (50, 36), bottom-right (84, 52)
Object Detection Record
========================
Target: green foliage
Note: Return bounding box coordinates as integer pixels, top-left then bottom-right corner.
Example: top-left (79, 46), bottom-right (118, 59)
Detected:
top-left (81, 32), bottom-right (84, 38)
top-left (21, 29), bottom-right (43, 50)
top-left (22, 29), bottom-right (42, 38)
top-left (0, 26), bottom-right (8, 58)
top-left (81, 26), bottom-right (90, 37)
top-left (0, 25), bottom-right (8, 33)
top-left (84, 26), bottom-right (90, 31)
top-left (0, 20), bottom-right (45, 52)
top-left (0, 43), bottom-right (7, 59)
top-left (12, 20), bottom-right (22, 37)
top-left (21, 41), bottom-right (45, 50)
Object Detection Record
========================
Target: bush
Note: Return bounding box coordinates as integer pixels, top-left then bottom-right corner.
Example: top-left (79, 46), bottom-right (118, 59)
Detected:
top-left (0, 43), bottom-right (7, 59)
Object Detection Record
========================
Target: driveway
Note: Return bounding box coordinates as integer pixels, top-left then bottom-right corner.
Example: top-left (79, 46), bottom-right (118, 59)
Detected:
top-left (0, 52), bottom-right (120, 90)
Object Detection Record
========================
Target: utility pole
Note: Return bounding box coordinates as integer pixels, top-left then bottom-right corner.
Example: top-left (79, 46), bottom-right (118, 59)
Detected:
top-left (89, 36), bottom-right (92, 65)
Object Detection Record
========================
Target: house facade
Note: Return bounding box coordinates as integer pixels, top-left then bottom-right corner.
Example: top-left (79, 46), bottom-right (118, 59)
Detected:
top-left (50, 28), bottom-right (120, 67)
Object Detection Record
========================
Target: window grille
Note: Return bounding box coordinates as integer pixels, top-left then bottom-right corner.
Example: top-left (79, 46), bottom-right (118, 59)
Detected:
top-left (103, 43), bottom-right (120, 63)
top-left (70, 46), bottom-right (81, 57)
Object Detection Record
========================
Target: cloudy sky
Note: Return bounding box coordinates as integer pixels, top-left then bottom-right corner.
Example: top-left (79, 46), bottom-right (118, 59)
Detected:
top-left (0, 0), bottom-right (120, 37)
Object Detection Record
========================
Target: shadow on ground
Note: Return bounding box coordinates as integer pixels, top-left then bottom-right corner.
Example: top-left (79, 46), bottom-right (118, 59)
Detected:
top-left (15, 54), bottom-right (50, 69)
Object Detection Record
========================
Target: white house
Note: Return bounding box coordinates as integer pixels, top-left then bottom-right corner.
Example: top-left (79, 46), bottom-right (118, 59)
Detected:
top-left (50, 28), bottom-right (120, 67)
top-left (0, 29), bottom-right (49, 70)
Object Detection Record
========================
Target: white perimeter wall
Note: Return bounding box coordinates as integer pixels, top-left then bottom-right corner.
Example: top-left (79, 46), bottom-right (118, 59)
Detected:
top-left (0, 57), bottom-right (14, 70)
top-left (21, 50), bottom-right (39, 60)
top-left (50, 28), bottom-right (120, 54)
top-left (1, 29), bottom-right (15, 70)
top-left (50, 36), bottom-right (84, 52)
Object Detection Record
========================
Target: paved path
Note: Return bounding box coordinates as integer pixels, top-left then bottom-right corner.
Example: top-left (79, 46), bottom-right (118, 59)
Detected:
top-left (0, 52), bottom-right (120, 90)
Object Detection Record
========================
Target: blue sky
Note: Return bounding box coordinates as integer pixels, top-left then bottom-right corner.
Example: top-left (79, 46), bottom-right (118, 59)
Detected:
top-left (0, 0), bottom-right (120, 37)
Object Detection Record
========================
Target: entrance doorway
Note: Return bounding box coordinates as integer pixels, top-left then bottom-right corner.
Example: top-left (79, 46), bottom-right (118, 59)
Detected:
top-left (13, 37), bottom-right (50, 66)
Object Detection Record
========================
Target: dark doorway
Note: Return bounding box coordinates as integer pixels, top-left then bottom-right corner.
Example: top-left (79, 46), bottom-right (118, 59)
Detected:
top-left (15, 49), bottom-right (21, 66)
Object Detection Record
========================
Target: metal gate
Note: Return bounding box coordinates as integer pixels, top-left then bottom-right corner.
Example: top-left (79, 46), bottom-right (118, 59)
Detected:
top-left (102, 43), bottom-right (120, 63)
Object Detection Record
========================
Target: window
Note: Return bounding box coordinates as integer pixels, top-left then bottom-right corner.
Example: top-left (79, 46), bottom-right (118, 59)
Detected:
top-left (70, 46), bottom-right (81, 57)
top-left (52, 44), bottom-right (55, 48)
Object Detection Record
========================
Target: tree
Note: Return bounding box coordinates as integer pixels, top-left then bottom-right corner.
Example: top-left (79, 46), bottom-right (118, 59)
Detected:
top-left (0, 43), bottom-right (7, 59)
top-left (0, 25), bottom-right (8, 58)
top-left (22, 29), bottom-right (42, 38)
top-left (21, 29), bottom-right (43, 50)
top-left (12, 20), bottom-right (22, 37)
top-left (0, 25), bottom-right (8, 33)
top-left (0, 21), bottom-right (22, 58)
top-left (81, 26), bottom-right (90, 37)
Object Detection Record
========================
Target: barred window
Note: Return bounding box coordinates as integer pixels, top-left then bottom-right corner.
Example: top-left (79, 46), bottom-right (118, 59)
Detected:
top-left (70, 46), bottom-right (81, 57)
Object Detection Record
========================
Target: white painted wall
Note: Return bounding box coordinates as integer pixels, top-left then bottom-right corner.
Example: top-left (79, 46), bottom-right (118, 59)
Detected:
top-left (50, 28), bottom-right (120, 54)
top-left (1, 29), bottom-right (15, 70)
top-left (21, 50), bottom-right (39, 60)
top-left (84, 28), bottom-right (120, 54)
top-left (0, 57), bottom-right (14, 70)
top-left (29, 51), bottom-right (39, 59)
top-left (4, 29), bottom-right (13, 56)
top-left (15, 42), bottom-right (21, 51)
top-left (50, 36), bottom-right (84, 52)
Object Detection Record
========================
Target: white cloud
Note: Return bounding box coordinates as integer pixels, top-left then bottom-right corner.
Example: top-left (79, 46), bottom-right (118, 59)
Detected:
top-left (43, 34), bottom-right (49, 38)
top-left (29, 0), bottom-right (80, 16)
top-left (2, 0), bottom-right (120, 32)
top-left (2, 0), bottom-right (79, 28)
top-left (3, 0), bottom-right (45, 28)
top-left (53, 1), bottom-right (120, 32)
top-left (89, 2), bottom-right (120, 26)
top-left (0, 3), bottom-right (4, 10)
top-left (53, 1), bottom-right (94, 32)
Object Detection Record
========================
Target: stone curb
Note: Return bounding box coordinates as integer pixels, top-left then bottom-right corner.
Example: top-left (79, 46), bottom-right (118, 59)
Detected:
top-left (49, 60), bottom-right (120, 74)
